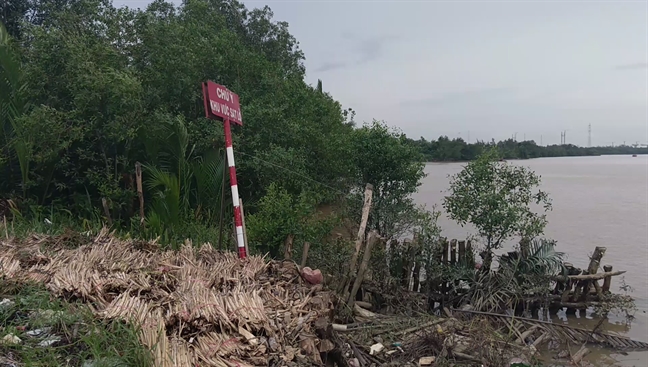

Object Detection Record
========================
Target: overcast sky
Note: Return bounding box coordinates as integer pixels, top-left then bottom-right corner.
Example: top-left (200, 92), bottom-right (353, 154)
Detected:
top-left (114, 0), bottom-right (647, 147)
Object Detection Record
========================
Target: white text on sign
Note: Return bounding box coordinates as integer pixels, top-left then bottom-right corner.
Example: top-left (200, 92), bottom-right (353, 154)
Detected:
top-left (210, 100), bottom-right (242, 121)
top-left (216, 87), bottom-right (236, 103)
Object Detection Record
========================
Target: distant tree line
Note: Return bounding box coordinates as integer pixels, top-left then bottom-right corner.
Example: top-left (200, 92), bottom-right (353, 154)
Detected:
top-left (407, 136), bottom-right (648, 162)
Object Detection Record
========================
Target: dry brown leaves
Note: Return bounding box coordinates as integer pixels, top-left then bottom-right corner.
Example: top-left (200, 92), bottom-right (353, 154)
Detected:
top-left (0, 228), bottom-right (335, 367)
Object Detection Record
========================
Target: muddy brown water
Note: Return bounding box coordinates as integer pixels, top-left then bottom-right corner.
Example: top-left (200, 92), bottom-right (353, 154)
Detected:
top-left (412, 155), bottom-right (648, 366)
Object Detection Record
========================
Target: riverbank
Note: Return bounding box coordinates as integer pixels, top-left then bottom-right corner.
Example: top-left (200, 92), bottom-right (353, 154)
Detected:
top-left (2, 228), bottom-right (645, 367)
top-left (410, 135), bottom-right (648, 162)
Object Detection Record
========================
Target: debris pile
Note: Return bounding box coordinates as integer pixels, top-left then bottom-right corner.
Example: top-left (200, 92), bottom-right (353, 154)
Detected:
top-left (0, 229), bottom-right (336, 367)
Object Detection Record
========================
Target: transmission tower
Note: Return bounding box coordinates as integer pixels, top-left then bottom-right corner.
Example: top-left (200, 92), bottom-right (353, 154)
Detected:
top-left (588, 124), bottom-right (592, 147)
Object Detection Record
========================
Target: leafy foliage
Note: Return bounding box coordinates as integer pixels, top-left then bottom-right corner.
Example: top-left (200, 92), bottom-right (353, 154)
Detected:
top-left (0, 0), bottom-right (432, 254)
top-left (245, 183), bottom-right (338, 257)
top-left (349, 120), bottom-right (426, 240)
top-left (443, 148), bottom-right (552, 269)
top-left (443, 238), bottom-right (564, 312)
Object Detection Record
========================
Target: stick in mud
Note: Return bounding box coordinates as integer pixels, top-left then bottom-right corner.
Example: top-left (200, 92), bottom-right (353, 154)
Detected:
top-left (587, 246), bottom-right (606, 300)
top-left (101, 198), bottom-right (112, 226)
top-left (239, 197), bottom-right (249, 256)
top-left (348, 230), bottom-right (378, 309)
top-left (283, 234), bottom-right (294, 260)
top-left (602, 265), bottom-right (613, 293)
top-left (135, 162), bottom-right (145, 227)
top-left (341, 183), bottom-right (373, 296)
top-left (301, 242), bottom-right (310, 268)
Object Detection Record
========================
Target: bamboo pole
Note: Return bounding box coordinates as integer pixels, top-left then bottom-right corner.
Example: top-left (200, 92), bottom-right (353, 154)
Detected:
top-left (348, 183), bottom-right (374, 276)
top-left (341, 183), bottom-right (373, 296)
top-left (348, 230), bottom-right (378, 309)
top-left (101, 198), bottom-right (112, 226)
top-left (301, 242), bottom-right (310, 268)
top-left (135, 162), bottom-right (145, 227)
top-left (239, 197), bottom-right (248, 256)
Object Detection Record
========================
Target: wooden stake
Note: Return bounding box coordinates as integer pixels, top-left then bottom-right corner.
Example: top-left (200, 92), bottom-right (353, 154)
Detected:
top-left (135, 162), bottom-right (145, 227)
top-left (348, 230), bottom-right (378, 309)
top-left (450, 239), bottom-right (457, 265)
top-left (412, 233), bottom-right (421, 292)
top-left (301, 242), bottom-right (310, 268)
top-left (587, 246), bottom-right (606, 299)
top-left (458, 240), bottom-right (466, 265)
top-left (341, 183), bottom-right (373, 295)
top-left (441, 238), bottom-right (449, 296)
top-left (239, 197), bottom-right (248, 256)
top-left (348, 183), bottom-right (374, 276)
top-left (466, 240), bottom-right (474, 268)
top-left (602, 265), bottom-right (613, 293)
top-left (283, 234), bottom-right (294, 260)
top-left (101, 198), bottom-right (112, 226)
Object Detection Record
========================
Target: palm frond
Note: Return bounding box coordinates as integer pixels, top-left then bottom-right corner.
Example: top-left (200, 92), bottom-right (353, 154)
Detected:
top-left (144, 164), bottom-right (181, 229)
top-left (523, 238), bottom-right (564, 275)
top-left (193, 150), bottom-right (226, 216)
top-left (0, 21), bottom-right (31, 196)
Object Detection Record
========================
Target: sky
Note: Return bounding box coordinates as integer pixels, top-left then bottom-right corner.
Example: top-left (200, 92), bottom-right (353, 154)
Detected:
top-left (114, 0), bottom-right (648, 147)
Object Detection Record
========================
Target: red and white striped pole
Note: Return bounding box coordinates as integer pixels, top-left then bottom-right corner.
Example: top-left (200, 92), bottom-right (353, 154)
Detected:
top-left (223, 119), bottom-right (246, 259)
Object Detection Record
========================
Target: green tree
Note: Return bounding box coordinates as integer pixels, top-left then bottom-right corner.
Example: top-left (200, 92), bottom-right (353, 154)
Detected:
top-left (350, 120), bottom-right (426, 239)
top-left (245, 183), bottom-right (336, 257)
top-left (443, 148), bottom-right (552, 271)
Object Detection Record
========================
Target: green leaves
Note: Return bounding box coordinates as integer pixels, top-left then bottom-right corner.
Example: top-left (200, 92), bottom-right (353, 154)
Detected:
top-left (245, 183), bottom-right (335, 257)
top-left (443, 148), bottom-right (552, 254)
top-left (349, 120), bottom-right (426, 239)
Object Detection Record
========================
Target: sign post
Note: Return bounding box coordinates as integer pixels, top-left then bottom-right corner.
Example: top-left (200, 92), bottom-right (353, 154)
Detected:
top-left (202, 81), bottom-right (246, 259)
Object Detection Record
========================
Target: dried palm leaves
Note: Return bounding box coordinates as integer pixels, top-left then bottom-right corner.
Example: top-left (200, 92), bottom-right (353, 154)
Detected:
top-left (0, 228), bottom-right (336, 366)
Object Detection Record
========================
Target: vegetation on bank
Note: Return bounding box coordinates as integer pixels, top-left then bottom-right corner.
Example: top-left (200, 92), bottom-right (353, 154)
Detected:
top-left (0, 284), bottom-right (151, 367)
top-left (409, 136), bottom-right (648, 162)
top-left (0, 0), bottom-right (427, 253)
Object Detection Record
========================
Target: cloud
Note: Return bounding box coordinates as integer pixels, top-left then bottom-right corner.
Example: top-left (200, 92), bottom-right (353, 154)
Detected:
top-left (313, 61), bottom-right (347, 72)
top-left (615, 62), bottom-right (648, 70)
top-left (313, 34), bottom-right (396, 73)
top-left (401, 87), bottom-right (514, 107)
top-left (356, 35), bottom-right (397, 64)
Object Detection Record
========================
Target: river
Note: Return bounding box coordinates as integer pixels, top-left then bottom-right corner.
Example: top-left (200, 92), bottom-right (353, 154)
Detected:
top-left (412, 155), bottom-right (648, 366)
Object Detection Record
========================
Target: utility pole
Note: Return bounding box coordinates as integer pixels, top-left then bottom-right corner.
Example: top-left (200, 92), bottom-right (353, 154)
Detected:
top-left (540, 135), bottom-right (543, 146)
top-left (588, 124), bottom-right (592, 147)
